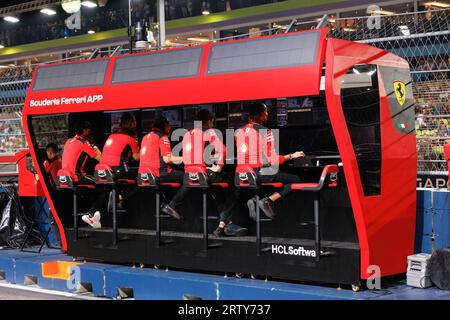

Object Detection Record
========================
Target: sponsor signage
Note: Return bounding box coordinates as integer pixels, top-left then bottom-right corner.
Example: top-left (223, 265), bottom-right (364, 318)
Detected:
top-left (270, 244), bottom-right (317, 258)
top-left (29, 95), bottom-right (103, 107)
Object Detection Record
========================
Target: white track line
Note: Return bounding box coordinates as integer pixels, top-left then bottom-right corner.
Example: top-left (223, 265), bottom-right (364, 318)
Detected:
top-left (0, 282), bottom-right (107, 300)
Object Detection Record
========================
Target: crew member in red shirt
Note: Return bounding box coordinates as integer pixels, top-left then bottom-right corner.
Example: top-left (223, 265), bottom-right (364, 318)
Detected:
top-left (139, 116), bottom-right (185, 219)
top-left (236, 102), bottom-right (305, 219)
top-left (62, 120), bottom-right (103, 228)
top-left (183, 109), bottom-right (247, 237)
top-left (100, 112), bottom-right (140, 178)
top-left (84, 112), bottom-right (141, 228)
top-left (43, 143), bottom-right (62, 188)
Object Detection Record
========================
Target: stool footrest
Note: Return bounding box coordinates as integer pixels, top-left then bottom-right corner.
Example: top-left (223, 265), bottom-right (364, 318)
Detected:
top-left (260, 219), bottom-right (272, 222)
top-left (34, 220), bottom-right (49, 224)
top-left (208, 243), bottom-right (223, 249)
top-left (160, 214), bottom-right (172, 219)
top-left (159, 239), bottom-right (175, 245)
top-left (261, 247), bottom-right (271, 253)
top-left (300, 221), bottom-right (314, 226)
top-left (320, 251), bottom-right (333, 257)
top-left (200, 216), bottom-right (219, 220)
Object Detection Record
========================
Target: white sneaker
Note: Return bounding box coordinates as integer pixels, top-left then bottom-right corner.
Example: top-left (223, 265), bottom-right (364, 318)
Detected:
top-left (92, 211), bottom-right (101, 222)
top-left (82, 213), bottom-right (101, 229)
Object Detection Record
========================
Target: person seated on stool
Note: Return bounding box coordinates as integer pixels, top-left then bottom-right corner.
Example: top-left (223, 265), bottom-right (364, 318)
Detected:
top-left (91, 112), bottom-right (140, 227)
top-left (43, 143), bottom-right (62, 188)
top-left (61, 120), bottom-right (104, 228)
top-left (183, 109), bottom-right (247, 237)
top-left (139, 116), bottom-right (185, 220)
top-left (236, 102), bottom-right (305, 220)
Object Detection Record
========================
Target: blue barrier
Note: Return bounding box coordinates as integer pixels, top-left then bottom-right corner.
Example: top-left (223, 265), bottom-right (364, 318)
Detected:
top-left (105, 267), bottom-right (219, 300)
top-left (1, 247), bottom-right (450, 300)
top-left (0, 248), bottom-right (61, 283)
top-left (416, 189), bottom-right (450, 253)
top-left (71, 263), bottom-right (121, 297)
top-left (14, 253), bottom-right (74, 291)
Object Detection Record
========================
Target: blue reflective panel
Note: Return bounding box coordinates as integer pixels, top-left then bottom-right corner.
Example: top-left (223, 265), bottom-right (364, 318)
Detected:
top-left (33, 60), bottom-right (109, 91)
top-left (112, 47), bottom-right (203, 84)
top-left (207, 31), bottom-right (320, 75)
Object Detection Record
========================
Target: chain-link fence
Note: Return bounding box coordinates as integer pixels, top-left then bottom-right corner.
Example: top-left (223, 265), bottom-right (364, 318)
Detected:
top-left (0, 65), bottom-right (31, 154)
top-left (312, 9), bottom-right (449, 173)
top-left (0, 55), bottom-right (89, 155)
top-left (0, 9), bottom-right (449, 173)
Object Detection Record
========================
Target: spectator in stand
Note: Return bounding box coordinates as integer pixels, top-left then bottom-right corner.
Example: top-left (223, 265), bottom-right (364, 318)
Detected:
top-left (437, 119), bottom-right (450, 139)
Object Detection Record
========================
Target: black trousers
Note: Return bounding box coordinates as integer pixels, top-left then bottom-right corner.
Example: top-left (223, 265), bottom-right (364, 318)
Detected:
top-left (159, 170), bottom-right (187, 208)
top-left (77, 175), bottom-right (109, 214)
top-left (257, 169), bottom-right (300, 199)
top-left (165, 169), bottom-right (238, 222)
top-left (207, 170), bottom-right (239, 222)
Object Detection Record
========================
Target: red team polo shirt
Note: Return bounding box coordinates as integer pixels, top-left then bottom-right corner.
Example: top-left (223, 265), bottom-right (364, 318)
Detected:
top-left (44, 155), bottom-right (62, 185)
top-left (139, 129), bottom-right (172, 177)
top-left (100, 132), bottom-right (139, 168)
top-left (182, 127), bottom-right (226, 172)
top-left (235, 122), bottom-right (285, 170)
top-left (62, 135), bottom-right (97, 180)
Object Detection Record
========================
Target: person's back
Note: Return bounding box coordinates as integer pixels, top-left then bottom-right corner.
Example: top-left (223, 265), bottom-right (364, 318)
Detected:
top-left (139, 116), bottom-right (184, 220)
top-left (44, 143), bottom-right (62, 186)
top-left (62, 134), bottom-right (96, 180)
top-left (44, 155), bottom-right (62, 185)
top-left (236, 122), bottom-right (284, 171)
top-left (100, 112), bottom-right (139, 179)
top-left (100, 132), bottom-right (139, 169)
top-left (236, 102), bottom-right (305, 220)
top-left (183, 127), bottom-right (225, 172)
top-left (139, 129), bottom-right (172, 177)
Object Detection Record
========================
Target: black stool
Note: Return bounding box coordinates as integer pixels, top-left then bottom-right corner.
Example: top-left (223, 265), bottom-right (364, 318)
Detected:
top-left (56, 169), bottom-right (96, 241)
top-left (185, 166), bottom-right (228, 251)
top-left (291, 164), bottom-right (339, 261)
top-left (93, 164), bottom-right (136, 245)
top-left (137, 168), bottom-right (180, 248)
top-left (235, 166), bottom-right (284, 256)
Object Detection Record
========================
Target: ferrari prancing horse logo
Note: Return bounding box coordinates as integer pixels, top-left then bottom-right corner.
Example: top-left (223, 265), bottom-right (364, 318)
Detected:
top-left (394, 81), bottom-right (406, 106)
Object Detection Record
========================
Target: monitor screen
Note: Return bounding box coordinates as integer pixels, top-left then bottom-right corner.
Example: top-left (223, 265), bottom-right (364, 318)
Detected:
top-left (111, 112), bottom-right (124, 132)
top-left (163, 110), bottom-right (182, 128)
top-left (276, 99), bottom-right (288, 127)
top-left (228, 102), bottom-right (248, 129)
top-left (142, 108), bottom-right (182, 132)
top-left (285, 96), bottom-right (330, 127)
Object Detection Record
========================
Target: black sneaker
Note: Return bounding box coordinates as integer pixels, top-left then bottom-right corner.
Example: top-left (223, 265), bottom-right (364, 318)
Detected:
top-left (161, 204), bottom-right (182, 220)
top-left (247, 197), bottom-right (257, 221)
top-left (258, 197), bottom-right (275, 219)
top-left (224, 223), bottom-right (248, 237)
top-left (213, 226), bottom-right (225, 237)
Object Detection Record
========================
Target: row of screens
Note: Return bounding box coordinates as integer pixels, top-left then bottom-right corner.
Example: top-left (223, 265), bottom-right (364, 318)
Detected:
top-left (107, 97), bottom-right (330, 133)
top-left (32, 31), bottom-right (320, 92)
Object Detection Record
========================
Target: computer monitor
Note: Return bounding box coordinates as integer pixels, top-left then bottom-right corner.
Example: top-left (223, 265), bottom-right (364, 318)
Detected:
top-left (110, 112), bottom-right (124, 132)
top-left (276, 98), bottom-right (288, 127)
top-left (163, 110), bottom-right (182, 128)
top-left (286, 97), bottom-right (313, 126)
top-left (228, 102), bottom-right (248, 129)
top-left (141, 108), bottom-right (182, 133)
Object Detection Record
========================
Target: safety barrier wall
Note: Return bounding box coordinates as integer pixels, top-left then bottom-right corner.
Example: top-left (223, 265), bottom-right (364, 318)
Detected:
top-left (416, 188), bottom-right (450, 253)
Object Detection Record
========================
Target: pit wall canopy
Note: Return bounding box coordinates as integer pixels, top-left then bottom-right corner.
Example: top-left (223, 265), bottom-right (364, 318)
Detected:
top-left (24, 28), bottom-right (328, 115)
